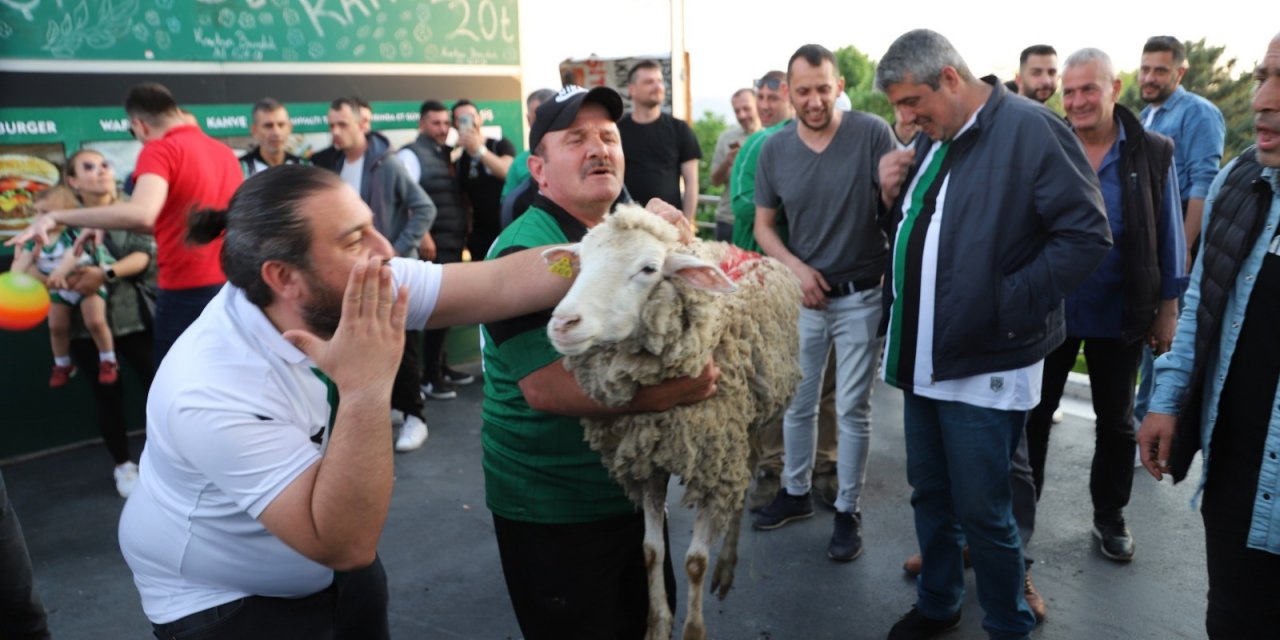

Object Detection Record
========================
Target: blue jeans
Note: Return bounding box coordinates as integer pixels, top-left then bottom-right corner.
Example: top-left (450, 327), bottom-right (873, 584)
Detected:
top-left (782, 289), bottom-right (882, 513)
top-left (904, 391), bottom-right (1035, 640)
top-left (154, 285), bottom-right (222, 367)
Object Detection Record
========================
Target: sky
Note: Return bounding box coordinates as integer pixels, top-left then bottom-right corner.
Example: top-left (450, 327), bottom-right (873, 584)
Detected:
top-left (519, 0), bottom-right (1275, 122)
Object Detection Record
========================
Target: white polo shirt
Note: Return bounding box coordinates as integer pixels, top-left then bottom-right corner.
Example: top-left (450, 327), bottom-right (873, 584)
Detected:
top-left (119, 257), bottom-right (442, 624)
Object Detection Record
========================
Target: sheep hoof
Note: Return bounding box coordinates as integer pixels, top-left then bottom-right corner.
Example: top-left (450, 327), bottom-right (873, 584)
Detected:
top-left (682, 623), bottom-right (707, 640)
top-left (710, 560), bottom-right (735, 600)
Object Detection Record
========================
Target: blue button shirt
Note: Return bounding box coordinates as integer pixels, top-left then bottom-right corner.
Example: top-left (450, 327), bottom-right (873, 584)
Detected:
top-left (1151, 161), bottom-right (1280, 553)
top-left (1064, 120), bottom-right (1188, 337)
top-left (1140, 86), bottom-right (1226, 202)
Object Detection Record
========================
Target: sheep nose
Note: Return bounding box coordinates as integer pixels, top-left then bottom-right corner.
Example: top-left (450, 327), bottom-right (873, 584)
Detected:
top-left (550, 314), bottom-right (581, 334)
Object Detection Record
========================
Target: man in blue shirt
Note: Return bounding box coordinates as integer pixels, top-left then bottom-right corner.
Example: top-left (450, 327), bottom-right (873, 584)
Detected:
top-left (1025, 49), bottom-right (1186, 565)
top-left (1139, 32), bottom-right (1280, 639)
top-left (1133, 36), bottom-right (1227, 428)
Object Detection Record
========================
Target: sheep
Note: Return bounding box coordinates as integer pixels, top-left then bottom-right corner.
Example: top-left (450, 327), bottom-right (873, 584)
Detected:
top-left (543, 204), bottom-right (801, 640)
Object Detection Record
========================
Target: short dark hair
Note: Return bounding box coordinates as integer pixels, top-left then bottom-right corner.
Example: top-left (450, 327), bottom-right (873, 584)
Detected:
top-left (1019, 45), bottom-right (1057, 66)
top-left (787, 44), bottom-right (837, 80)
top-left (418, 99), bottom-right (448, 119)
top-left (627, 59), bottom-right (662, 84)
top-left (349, 95), bottom-right (371, 111)
top-left (329, 97), bottom-right (361, 113)
top-left (1143, 36), bottom-right (1186, 66)
top-left (252, 97), bottom-right (286, 118)
top-left (451, 99), bottom-right (476, 119)
top-left (123, 82), bottom-right (180, 123)
top-left (527, 88), bottom-right (556, 108)
top-left (188, 165), bottom-right (341, 307)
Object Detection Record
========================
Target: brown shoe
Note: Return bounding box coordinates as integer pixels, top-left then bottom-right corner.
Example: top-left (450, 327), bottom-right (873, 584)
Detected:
top-left (1024, 570), bottom-right (1047, 624)
top-left (902, 547), bottom-right (972, 577)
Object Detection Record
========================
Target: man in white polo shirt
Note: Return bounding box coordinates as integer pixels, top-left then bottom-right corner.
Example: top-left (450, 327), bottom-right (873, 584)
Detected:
top-left (117, 165), bottom-right (598, 638)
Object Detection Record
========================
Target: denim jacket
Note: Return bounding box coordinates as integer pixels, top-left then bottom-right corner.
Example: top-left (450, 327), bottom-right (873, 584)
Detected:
top-left (1139, 86), bottom-right (1226, 202)
top-left (1150, 159), bottom-right (1280, 553)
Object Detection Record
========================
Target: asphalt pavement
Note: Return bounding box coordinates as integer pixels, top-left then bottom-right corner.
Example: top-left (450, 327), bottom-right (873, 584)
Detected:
top-left (4, 370), bottom-right (1209, 639)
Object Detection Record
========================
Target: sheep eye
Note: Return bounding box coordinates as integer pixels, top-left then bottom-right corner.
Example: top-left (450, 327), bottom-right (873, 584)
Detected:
top-left (640, 265), bottom-right (659, 275)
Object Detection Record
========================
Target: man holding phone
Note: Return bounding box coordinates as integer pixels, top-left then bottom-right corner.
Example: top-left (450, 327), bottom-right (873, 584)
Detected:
top-left (710, 88), bottom-right (761, 241)
top-left (453, 99), bottom-right (515, 264)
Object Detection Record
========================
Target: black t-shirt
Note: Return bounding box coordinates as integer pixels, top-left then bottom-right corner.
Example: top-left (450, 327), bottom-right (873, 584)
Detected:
top-left (1206, 226), bottom-right (1280, 524)
top-left (457, 137), bottom-right (516, 238)
top-left (617, 112), bottom-right (701, 209)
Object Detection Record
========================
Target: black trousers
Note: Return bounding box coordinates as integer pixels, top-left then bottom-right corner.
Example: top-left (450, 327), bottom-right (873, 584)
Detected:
top-left (1025, 337), bottom-right (1142, 521)
top-left (493, 512), bottom-right (677, 640)
top-left (391, 331), bottom-right (424, 420)
top-left (153, 285), bottom-right (221, 367)
top-left (421, 248), bottom-right (463, 384)
top-left (0, 470), bottom-right (50, 640)
top-left (70, 330), bottom-right (154, 465)
top-left (150, 555), bottom-right (388, 640)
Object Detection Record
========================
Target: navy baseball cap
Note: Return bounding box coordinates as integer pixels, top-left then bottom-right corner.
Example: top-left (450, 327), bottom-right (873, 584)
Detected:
top-left (527, 85), bottom-right (624, 152)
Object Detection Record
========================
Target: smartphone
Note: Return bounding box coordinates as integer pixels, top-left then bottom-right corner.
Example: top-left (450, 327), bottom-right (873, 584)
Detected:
top-left (458, 114), bottom-right (474, 129)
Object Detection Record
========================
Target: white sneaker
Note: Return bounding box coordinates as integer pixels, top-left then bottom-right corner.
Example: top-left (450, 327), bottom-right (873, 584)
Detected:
top-left (114, 462), bottom-right (139, 498)
top-left (395, 416), bottom-right (429, 452)
top-left (1051, 408), bottom-right (1065, 424)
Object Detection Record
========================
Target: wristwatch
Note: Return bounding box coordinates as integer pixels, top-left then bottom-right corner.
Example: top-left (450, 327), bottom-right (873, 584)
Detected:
top-left (103, 266), bottom-right (118, 284)
top-left (474, 145), bottom-right (487, 159)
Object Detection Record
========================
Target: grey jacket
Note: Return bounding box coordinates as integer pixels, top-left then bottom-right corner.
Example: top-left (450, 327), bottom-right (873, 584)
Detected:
top-left (315, 132), bottom-right (436, 258)
top-left (883, 78), bottom-right (1112, 381)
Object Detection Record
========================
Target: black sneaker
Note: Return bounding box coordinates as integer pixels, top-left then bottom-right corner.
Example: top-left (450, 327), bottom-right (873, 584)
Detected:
top-left (887, 606), bottom-right (962, 639)
top-left (752, 490), bottom-right (814, 530)
top-left (421, 380), bottom-right (458, 400)
top-left (442, 365), bottom-right (475, 386)
top-left (828, 511), bottom-right (863, 561)
top-left (1093, 517), bottom-right (1135, 561)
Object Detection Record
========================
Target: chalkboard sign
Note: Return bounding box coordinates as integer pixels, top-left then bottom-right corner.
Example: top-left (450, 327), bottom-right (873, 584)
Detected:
top-left (1, 0), bottom-right (519, 65)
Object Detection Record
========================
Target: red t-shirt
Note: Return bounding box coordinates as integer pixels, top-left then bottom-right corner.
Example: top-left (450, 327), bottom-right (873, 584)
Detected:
top-left (132, 124), bottom-right (241, 290)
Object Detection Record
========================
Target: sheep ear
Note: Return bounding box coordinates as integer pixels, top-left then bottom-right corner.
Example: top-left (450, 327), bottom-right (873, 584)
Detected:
top-left (663, 253), bottom-right (738, 293)
top-left (541, 244), bottom-right (581, 276)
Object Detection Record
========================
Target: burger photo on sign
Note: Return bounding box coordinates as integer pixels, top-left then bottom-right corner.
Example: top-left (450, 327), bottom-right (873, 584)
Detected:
top-left (0, 155), bottom-right (60, 238)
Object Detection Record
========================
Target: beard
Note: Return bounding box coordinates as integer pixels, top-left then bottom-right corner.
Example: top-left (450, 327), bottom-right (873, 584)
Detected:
top-left (301, 272), bottom-right (344, 338)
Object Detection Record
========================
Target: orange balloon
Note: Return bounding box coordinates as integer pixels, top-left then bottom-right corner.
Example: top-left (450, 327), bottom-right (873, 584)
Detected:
top-left (0, 272), bottom-right (51, 331)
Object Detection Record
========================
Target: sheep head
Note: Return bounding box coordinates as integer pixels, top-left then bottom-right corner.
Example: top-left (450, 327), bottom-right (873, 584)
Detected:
top-left (546, 205), bottom-right (737, 356)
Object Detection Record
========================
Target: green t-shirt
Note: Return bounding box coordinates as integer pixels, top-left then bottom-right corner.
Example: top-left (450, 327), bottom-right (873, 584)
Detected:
top-left (730, 119), bottom-right (791, 252)
top-left (480, 199), bottom-right (635, 524)
top-left (500, 150), bottom-right (532, 200)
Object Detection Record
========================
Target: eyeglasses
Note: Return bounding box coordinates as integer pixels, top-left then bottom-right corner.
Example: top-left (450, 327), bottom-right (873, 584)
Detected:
top-left (78, 160), bottom-right (111, 173)
top-left (754, 77), bottom-right (782, 91)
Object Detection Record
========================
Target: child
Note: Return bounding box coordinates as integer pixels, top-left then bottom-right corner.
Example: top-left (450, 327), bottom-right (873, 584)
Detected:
top-left (9, 186), bottom-right (118, 387)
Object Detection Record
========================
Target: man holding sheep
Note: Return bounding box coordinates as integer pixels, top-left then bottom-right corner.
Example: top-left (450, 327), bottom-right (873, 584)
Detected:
top-left (876, 30), bottom-right (1111, 639)
top-left (479, 85), bottom-right (718, 639)
top-left (750, 44), bottom-right (896, 564)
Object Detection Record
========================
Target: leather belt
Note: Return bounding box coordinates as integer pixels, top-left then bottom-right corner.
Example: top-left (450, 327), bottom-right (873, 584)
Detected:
top-left (826, 277), bottom-right (880, 298)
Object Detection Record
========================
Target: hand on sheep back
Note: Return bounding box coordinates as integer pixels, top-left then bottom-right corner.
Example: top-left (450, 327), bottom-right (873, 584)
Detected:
top-left (643, 197), bottom-right (695, 244)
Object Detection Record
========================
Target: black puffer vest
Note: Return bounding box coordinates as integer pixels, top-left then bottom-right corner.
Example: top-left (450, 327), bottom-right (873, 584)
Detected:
top-left (1172, 148), bottom-right (1273, 482)
top-left (1115, 104), bottom-right (1174, 344)
top-left (401, 135), bottom-right (467, 251)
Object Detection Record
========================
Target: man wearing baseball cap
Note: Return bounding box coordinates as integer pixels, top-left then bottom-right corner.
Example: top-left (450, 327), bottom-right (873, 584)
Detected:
top-left (479, 85), bottom-right (717, 638)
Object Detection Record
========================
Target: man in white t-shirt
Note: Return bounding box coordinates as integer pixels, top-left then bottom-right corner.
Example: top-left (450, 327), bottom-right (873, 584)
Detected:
top-left (117, 165), bottom-right (592, 638)
top-left (876, 30), bottom-right (1110, 639)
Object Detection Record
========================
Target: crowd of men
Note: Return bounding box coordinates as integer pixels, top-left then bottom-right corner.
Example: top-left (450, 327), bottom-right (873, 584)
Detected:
top-left (2, 26), bottom-right (1278, 640)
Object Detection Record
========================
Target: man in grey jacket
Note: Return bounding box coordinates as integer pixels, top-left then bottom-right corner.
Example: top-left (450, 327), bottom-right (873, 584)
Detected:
top-left (316, 97), bottom-right (437, 452)
top-left (876, 30), bottom-right (1111, 640)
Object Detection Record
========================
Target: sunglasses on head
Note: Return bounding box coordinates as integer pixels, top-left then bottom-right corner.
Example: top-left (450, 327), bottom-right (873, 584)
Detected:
top-left (754, 77), bottom-right (782, 91)
top-left (79, 160), bottom-right (110, 173)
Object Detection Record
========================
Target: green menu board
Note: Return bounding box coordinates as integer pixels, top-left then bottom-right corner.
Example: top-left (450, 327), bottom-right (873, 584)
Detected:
top-left (1, 0), bottom-right (519, 64)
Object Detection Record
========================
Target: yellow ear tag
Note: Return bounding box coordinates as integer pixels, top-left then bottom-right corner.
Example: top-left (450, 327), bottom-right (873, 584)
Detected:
top-left (549, 255), bottom-right (574, 279)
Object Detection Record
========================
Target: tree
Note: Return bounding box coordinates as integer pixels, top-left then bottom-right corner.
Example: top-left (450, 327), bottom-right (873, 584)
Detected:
top-left (834, 45), bottom-right (893, 122)
top-left (692, 110), bottom-right (727, 197)
top-left (1118, 39), bottom-right (1255, 162)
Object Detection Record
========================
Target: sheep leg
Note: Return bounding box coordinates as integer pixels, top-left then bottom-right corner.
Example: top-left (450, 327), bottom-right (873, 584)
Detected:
top-left (642, 475), bottom-right (673, 640)
top-left (712, 445), bottom-right (758, 599)
top-left (681, 507), bottom-right (716, 640)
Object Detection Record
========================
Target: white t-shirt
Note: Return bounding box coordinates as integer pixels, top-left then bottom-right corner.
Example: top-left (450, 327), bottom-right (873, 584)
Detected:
top-left (339, 154), bottom-right (365, 194)
top-left (395, 148), bottom-right (422, 183)
top-left (118, 258), bottom-right (443, 624)
top-left (883, 109), bottom-right (1043, 411)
